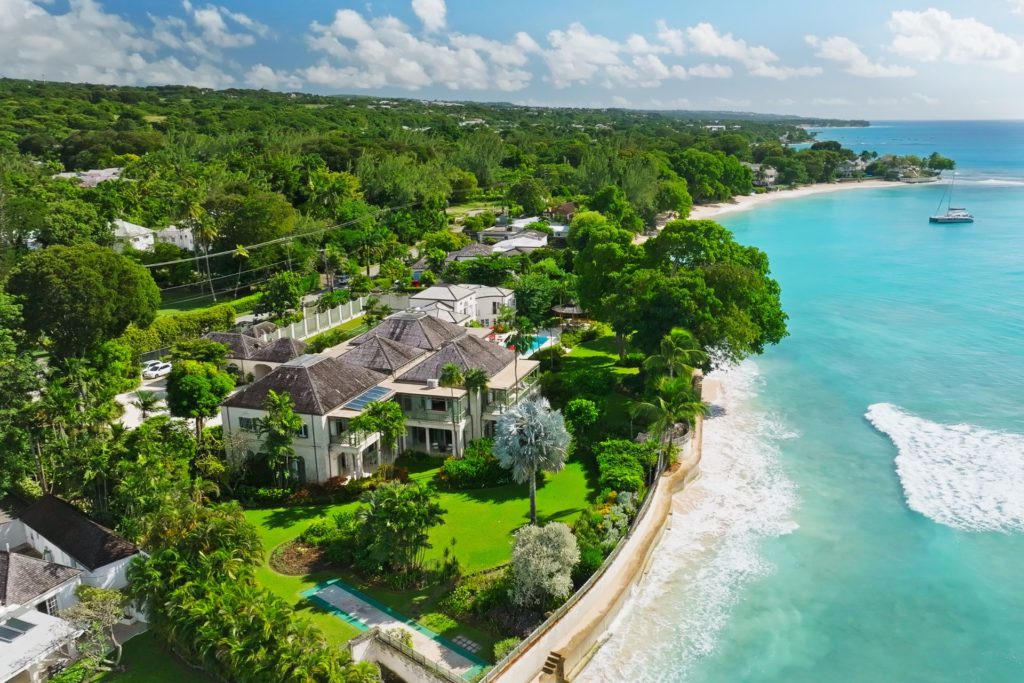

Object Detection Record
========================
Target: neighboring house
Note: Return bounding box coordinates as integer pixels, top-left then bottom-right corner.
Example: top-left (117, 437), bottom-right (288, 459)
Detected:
top-left (742, 162), bottom-right (778, 189)
top-left (203, 332), bottom-right (307, 381)
top-left (445, 243), bottom-right (495, 264)
top-left (53, 167), bottom-right (122, 188)
top-left (470, 286), bottom-right (515, 327)
top-left (410, 285), bottom-right (477, 321)
top-left (545, 201), bottom-right (577, 224)
top-left (478, 216), bottom-right (547, 243)
top-left (491, 230), bottom-right (548, 253)
top-left (410, 285), bottom-right (515, 327)
top-left (0, 495), bottom-right (144, 683)
top-left (220, 311), bottom-right (541, 481)
top-left (154, 225), bottom-right (195, 252)
top-left (111, 219), bottom-right (154, 253)
top-left (838, 159), bottom-right (868, 177)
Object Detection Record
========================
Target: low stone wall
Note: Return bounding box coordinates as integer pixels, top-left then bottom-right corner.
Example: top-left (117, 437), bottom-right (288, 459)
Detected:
top-left (486, 417), bottom-right (704, 683)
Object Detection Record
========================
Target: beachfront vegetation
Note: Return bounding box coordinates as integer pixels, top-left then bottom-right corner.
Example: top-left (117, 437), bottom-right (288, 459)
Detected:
top-left (0, 77), bottom-right (890, 679)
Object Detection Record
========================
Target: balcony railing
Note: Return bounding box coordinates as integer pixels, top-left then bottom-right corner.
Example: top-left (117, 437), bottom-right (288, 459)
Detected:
top-left (402, 407), bottom-right (467, 423)
top-left (329, 430), bottom-right (370, 447)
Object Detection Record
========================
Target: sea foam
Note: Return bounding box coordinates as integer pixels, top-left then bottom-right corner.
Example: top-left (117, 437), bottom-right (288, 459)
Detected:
top-left (579, 362), bottom-right (798, 682)
top-left (866, 403), bottom-right (1024, 532)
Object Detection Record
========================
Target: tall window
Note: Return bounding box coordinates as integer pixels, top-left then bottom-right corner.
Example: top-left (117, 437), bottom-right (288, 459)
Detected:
top-left (295, 424), bottom-right (309, 439)
top-left (239, 417), bottom-right (258, 432)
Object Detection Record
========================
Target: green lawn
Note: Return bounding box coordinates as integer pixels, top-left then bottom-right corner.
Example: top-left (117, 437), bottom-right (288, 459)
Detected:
top-left (561, 335), bottom-right (639, 434)
top-left (97, 632), bottom-right (213, 682)
top-left (157, 289), bottom-right (247, 316)
top-left (243, 457), bottom-right (595, 656)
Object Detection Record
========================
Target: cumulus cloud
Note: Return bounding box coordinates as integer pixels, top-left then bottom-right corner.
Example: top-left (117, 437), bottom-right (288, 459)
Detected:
top-left (302, 9), bottom-right (530, 91)
top-left (245, 63), bottom-right (302, 90)
top-left (806, 35), bottom-right (915, 77)
top-left (0, 0), bottom-right (235, 87)
top-left (411, 0), bottom-right (446, 32)
top-left (182, 1), bottom-right (267, 49)
top-left (887, 9), bottom-right (1024, 70)
top-left (686, 22), bottom-right (821, 79)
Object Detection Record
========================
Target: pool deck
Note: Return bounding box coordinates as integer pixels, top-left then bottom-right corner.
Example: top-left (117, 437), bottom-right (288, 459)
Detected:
top-left (304, 580), bottom-right (486, 679)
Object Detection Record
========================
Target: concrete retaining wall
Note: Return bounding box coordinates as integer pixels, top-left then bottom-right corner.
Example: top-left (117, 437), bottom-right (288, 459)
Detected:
top-left (487, 418), bottom-right (704, 683)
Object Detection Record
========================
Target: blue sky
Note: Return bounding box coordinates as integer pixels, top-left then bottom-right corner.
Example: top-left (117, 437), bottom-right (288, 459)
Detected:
top-left (3, 0), bottom-right (1024, 118)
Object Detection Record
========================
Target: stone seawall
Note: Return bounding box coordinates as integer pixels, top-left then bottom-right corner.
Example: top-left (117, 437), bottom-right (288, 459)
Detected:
top-left (487, 416), bottom-right (704, 683)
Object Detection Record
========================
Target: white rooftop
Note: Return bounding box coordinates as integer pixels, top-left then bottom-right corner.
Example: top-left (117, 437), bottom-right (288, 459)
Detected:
top-left (411, 285), bottom-right (475, 302)
top-left (111, 219), bottom-right (153, 238)
top-left (0, 610), bottom-right (78, 681)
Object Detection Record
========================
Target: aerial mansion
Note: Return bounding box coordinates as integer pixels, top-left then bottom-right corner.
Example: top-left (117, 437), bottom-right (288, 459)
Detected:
top-left (221, 311), bottom-right (540, 482)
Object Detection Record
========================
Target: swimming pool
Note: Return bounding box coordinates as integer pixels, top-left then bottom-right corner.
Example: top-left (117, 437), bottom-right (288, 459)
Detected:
top-left (526, 335), bottom-right (549, 354)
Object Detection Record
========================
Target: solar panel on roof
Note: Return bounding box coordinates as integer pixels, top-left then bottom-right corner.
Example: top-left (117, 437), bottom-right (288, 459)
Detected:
top-left (4, 617), bottom-right (35, 633)
top-left (343, 385), bottom-right (392, 411)
top-left (0, 625), bottom-right (22, 642)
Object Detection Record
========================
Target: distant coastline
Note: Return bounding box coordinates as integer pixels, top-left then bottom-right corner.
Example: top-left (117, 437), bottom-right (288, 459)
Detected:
top-left (689, 179), bottom-right (921, 221)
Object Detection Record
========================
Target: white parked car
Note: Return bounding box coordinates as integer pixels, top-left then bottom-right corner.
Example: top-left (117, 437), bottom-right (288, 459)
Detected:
top-left (142, 362), bottom-right (172, 379)
top-left (140, 359), bottom-right (162, 373)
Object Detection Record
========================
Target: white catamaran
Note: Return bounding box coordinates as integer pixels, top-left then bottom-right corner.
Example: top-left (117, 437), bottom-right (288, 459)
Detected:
top-left (930, 173), bottom-right (974, 223)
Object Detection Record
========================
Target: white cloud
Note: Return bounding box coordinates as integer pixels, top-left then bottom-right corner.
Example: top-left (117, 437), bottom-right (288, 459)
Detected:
top-left (806, 35), bottom-right (915, 77)
top-left (655, 20), bottom-right (686, 56)
top-left (714, 96), bottom-right (752, 108)
top-left (302, 9), bottom-right (531, 91)
top-left (245, 63), bottom-right (302, 90)
top-left (868, 92), bottom-right (939, 106)
top-left (1010, 1), bottom-right (1024, 15)
top-left (812, 97), bottom-right (852, 105)
top-left (543, 22), bottom-right (623, 87)
top-left (0, 0), bottom-right (234, 88)
top-left (182, 1), bottom-right (267, 49)
top-left (689, 62), bottom-right (732, 78)
top-left (411, 0), bottom-right (446, 33)
top-left (686, 22), bottom-right (821, 79)
top-left (887, 9), bottom-right (1024, 70)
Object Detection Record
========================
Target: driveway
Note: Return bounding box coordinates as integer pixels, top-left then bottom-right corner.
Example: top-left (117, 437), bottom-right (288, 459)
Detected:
top-left (115, 376), bottom-right (225, 430)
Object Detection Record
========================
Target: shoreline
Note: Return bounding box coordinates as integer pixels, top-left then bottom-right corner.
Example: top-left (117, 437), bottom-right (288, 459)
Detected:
top-left (689, 179), bottom-right (921, 221)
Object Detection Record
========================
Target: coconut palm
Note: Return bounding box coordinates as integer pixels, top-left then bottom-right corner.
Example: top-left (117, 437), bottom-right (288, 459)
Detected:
top-left (493, 397), bottom-right (570, 524)
top-left (439, 363), bottom-right (464, 455)
top-left (180, 186), bottom-right (217, 302)
top-left (642, 327), bottom-right (706, 380)
top-left (629, 375), bottom-right (708, 476)
top-left (131, 390), bottom-right (161, 420)
top-left (462, 367), bottom-right (490, 441)
top-left (507, 318), bottom-right (536, 402)
top-left (231, 244), bottom-right (249, 298)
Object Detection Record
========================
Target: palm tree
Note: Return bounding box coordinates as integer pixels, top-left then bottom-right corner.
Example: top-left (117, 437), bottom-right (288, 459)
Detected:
top-left (439, 363), bottom-right (464, 455)
top-left (462, 367), bottom-right (490, 441)
top-left (180, 186), bottom-right (217, 303)
top-left (232, 244), bottom-right (249, 298)
top-left (507, 318), bottom-right (536, 403)
top-left (642, 327), bottom-right (706, 380)
top-left (362, 297), bottom-right (391, 328)
top-left (629, 375), bottom-right (708, 476)
top-left (493, 397), bottom-right (570, 524)
top-left (131, 390), bottom-right (161, 420)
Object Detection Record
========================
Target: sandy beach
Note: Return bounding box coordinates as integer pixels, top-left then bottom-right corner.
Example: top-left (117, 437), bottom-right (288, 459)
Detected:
top-left (688, 179), bottom-right (915, 220)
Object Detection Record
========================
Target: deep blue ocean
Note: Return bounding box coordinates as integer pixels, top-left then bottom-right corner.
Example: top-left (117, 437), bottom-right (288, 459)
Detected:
top-left (582, 121), bottom-right (1024, 683)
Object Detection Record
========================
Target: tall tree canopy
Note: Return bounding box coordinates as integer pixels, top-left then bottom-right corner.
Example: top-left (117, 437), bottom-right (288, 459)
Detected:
top-left (6, 244), bottom-right (159, 359)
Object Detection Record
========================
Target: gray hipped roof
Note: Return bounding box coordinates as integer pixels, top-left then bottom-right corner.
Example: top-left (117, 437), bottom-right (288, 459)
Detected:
top-left (250, 337), bottom-right (307, 363)
top-left (349, 311), bottom-right (466, 351)
top-left (445, 243), bottom-right (493, 261)
top-left (204, 332), bottom-right (263, 360)
top-left (17, 496), bottom-right (140, 571)
top-left (223, 355), bottom-right (386, 415)
top-left (398, 333), bottom-right (515, 383)
top-left (340, 336), bottom-right (426, 375)
top-left (0, 551), bottom-right (81, 607)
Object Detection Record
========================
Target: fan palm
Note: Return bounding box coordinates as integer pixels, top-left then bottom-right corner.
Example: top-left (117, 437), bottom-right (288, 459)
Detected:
top-left (493, 397), bottom-right (570, 524)
top-left (131, 390), bottom-right (161, 420)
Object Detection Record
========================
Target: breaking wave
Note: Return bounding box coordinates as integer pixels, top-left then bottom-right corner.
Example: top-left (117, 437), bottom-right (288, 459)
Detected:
top-left (866, 403), bottom-right (1024, 532)
top-left (579, 362), bottom-right (798, 682)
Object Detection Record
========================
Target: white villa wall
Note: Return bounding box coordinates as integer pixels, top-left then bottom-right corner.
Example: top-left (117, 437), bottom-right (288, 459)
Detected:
top-left (81, 555), bottom-right (136, 591)
top-left (0, 519), bottom-right (27, 550)
top-left (474, 292), bottom-right (514, 327)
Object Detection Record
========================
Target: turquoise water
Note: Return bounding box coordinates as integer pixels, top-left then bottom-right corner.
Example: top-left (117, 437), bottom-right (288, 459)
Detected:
top-left (582, 122), bottom-right (1024, 682)
top-left (527, 335), bottom-right (550, 354)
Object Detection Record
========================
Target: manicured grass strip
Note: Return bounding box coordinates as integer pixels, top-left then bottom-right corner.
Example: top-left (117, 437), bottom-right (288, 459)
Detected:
top-left (97, 632), bottom-right (214, 682)
top-left (305, 578), bottom-right (488, 667)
